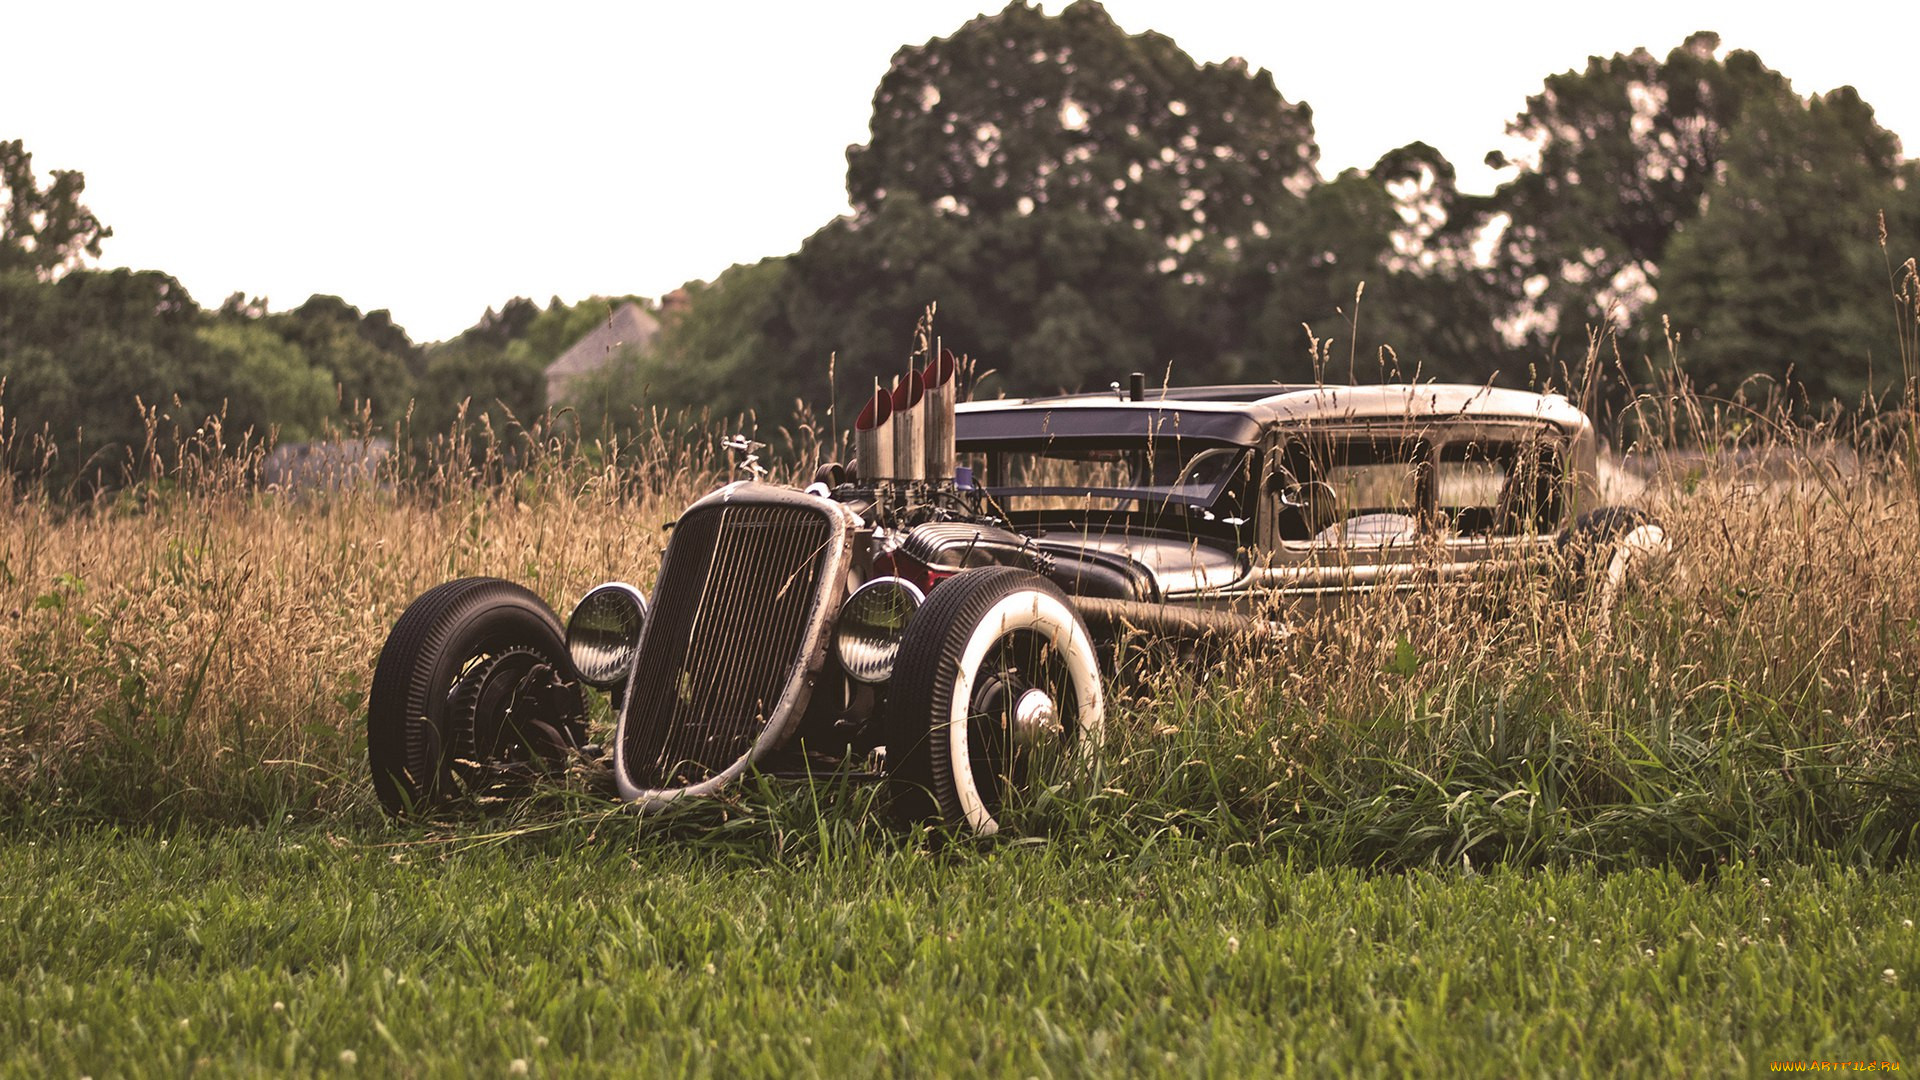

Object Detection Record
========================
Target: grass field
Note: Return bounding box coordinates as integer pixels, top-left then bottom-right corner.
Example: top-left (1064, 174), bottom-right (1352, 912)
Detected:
top-left (2, 826), bottom-right (1914, 1076)
top-left (1, 366), bottom-right (1918, 1072)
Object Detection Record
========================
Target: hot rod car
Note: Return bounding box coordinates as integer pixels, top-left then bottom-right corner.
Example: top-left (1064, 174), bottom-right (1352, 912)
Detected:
top-left (367, 359), bottom-right (1669, 834)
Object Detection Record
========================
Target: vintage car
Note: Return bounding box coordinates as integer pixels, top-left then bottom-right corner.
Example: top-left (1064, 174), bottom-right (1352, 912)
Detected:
top-left (367, 358), bottom-right (1669, 833)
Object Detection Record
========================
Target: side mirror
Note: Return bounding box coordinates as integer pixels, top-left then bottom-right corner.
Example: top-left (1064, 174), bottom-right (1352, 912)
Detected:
top-left (1271, 475), bottom-right (1339, 531)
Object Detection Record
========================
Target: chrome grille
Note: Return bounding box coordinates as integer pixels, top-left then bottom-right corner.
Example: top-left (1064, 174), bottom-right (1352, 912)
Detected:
top-left (617, 488), bottom-right (847, 795)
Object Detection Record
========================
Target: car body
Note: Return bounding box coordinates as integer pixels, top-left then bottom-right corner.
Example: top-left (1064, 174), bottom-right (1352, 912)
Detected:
top-left (367, 370), bottom-right (1664, 834)
top-left (951, 381), bottom-right (1601, 617)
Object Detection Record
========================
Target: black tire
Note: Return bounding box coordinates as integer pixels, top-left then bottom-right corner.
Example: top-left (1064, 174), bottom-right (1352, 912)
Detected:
top-left (886, 567), bottom-right (1105, 835)
top-left (1559, 507), bottom-right (1671, 613)
top-left (367, 577), bottom-right (588, 815)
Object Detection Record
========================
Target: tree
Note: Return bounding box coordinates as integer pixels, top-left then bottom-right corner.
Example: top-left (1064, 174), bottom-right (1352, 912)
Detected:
top-left (847, 0), bottom-right (1315, 284)
top-left (1469, 31), bottom-right (1920, 405)
top-left (1230, 143), bottom-right (1521, 386)
top-left (0, 269), bottom-right (219, 468)
top-left (791, 0), bottom-right (1323, 399)
top-left (263, 295), bottom-right (418, 422)
top-left (500, 295), bottom-right (652, 373)
top-left (569, 260), bottom-right (795, 429)
top-left (786, 191), bottom-right (1173, 397)
top-left (415, 341), bottom-right (547, 435)
top-left (462, 297), bottom-right (542, 349)
top-left (411, 296), bottom-right (555, 435)
top-left (644, 259), bottom-right (794, 413)
top-left (195, 320), bottom-right (334, 440)
top-left (1474, 33), bottom-right (1798, 356)
top-left (1660, 87), bottom-right (1920, 404)
top-left (1, 139), bottom-right (111, 279)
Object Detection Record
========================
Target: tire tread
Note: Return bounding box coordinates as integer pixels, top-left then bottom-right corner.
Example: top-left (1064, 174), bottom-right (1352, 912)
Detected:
top-left (366, 577), bottom-right (578, 814)
top-left (887, 567), bottom-right (1084, 829)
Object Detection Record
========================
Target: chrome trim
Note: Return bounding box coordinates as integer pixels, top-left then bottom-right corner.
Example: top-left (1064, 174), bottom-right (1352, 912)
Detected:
top-left (613, 482), bottom-right (857, 808)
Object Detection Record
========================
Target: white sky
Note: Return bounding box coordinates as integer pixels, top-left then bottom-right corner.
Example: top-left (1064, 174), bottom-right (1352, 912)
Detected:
top-left (9, 0), bottom-right (1917, 343)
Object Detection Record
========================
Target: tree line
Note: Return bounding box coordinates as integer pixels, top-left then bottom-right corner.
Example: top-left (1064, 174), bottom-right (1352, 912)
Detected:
top-left (5, 1), bottom-right (1918, 480)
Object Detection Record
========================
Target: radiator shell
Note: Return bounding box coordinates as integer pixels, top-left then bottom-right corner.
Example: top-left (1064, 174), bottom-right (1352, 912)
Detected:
top-left (613, 482), bottom-right (855, 806)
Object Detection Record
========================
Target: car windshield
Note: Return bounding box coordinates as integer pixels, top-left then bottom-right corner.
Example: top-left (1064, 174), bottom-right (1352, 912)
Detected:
top-left (967, 441), bottom-right (1248, 514)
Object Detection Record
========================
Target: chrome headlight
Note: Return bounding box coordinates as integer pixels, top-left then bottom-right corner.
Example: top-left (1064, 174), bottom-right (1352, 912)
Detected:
top-left (834, 576), bottom-right (924, 684)
top-left (565, 583), bottom-right (648, 688)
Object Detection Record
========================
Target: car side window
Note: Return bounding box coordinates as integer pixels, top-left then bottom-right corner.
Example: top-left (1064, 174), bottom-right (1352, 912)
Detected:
top-left (1438, 437), bottom-right (1567, 537)
top-left (1265, 441), bottom-right (1319, 542)
top-left (1268, 436), bottom-right (1430, 548)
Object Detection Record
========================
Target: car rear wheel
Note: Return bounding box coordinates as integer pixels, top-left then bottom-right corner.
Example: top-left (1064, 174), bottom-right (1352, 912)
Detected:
top-left (367, 577), bottom-right (589, 815)
top-left (886, 567), bottom-right (1105, 835)
top-left (1560, 507), bottom-right (1672, 617)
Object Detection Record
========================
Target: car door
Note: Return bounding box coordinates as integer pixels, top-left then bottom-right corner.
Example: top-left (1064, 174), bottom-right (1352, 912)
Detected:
top-left (1244, 422), bottom-right (1573, 617)
top-left (1429, 424), bottom-right (1572, 586)
top-left (1243, 426), bottom-right (1436, 618)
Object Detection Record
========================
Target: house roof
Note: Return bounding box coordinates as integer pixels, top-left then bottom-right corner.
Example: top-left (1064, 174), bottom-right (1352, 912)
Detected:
top-left (544, 302), bottom-right (660, 379)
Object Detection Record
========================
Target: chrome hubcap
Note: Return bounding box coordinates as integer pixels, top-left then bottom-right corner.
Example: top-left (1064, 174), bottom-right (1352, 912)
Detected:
top-left (1011, 687), bottom-right (1060, 748)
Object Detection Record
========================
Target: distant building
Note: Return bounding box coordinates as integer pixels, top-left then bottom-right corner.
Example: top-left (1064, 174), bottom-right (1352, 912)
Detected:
top-left (544, 302), bottom-right (661, 406)
top-left (262, 437), bottom-right (392, 492)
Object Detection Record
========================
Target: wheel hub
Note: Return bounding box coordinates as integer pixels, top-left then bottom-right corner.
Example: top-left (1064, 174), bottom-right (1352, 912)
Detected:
top-left (445, 648), bottom-right (585, 792)
top-left (1010, 687), bottom-right (1061, 748)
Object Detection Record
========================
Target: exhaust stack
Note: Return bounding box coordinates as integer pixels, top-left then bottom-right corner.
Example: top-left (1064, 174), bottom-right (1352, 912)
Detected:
top-left (854, 385), bottom-right (893, 482)
top-left (922, 348), bottom-right (957, 484)
top-left (890, 369), bottom-right (926, 482)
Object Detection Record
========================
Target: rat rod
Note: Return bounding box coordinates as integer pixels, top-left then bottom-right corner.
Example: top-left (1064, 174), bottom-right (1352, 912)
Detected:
top-left (367, 357), bottom-right (1668, 833)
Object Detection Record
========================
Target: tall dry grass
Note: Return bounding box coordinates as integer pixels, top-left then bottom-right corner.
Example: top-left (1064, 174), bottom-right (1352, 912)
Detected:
top-left (1084, 418), bottom-right (1920, 868)
top-left (0, 328), bottom-right (1916, 866)
top-left (0, 405), bottom-right (831, 822)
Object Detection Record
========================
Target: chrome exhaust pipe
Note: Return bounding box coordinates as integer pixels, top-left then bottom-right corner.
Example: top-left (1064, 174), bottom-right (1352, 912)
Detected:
top-left (890, 369), bottom-right (926, 482)
top-left (854, 385), bottom-right (893, 483)
top-left (922, 348), bottom-right (957, 484)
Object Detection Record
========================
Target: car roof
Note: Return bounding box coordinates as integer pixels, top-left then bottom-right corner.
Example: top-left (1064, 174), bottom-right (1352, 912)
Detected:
top-left (956, 383), bottom-right (1590, 446)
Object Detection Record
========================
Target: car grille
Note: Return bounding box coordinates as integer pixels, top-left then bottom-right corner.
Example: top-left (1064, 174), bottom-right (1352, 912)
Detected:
top-left (618, 491), bottom-right (844, 794)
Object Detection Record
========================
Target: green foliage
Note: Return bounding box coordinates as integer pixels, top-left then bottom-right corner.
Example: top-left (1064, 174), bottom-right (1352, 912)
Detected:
top-left (791, 0), bottom-right (1331, 397)
top-left (0, 139), bottom-right (111, 279)
top-left (651, 261), bottom-right (792, 409)
top-left (12, 17), bottom-right (1920, 446)
top-left (0, 268), bottom-right (218, 465)
top-left (784, 2), bottom-right (1520, 401)
top-left (262, 295), bottom-right (418, 422)
top-left (847, 0), bottom-right (1317, 281)
top-left (464, 296), bottom-right (543, 349)
top-left (786, 193), bottom-right (1172, 397)
top-left (1660, 88), bottom-right (1920, 404)
top-left (0, 197), bottom-right (429, 479)
top-left (1475, 33), bottom-right (1794, 354)
top-left (501, 294), bottom-right (651, 373)
top-left (1464, 32), bottom-right (1920, 406)
top-left (1238, 144), bottom-right (1520, 385)
top-left (404, 297), bottom-right (554, 435)
top-left (0, 271), bottom-right (433, 479)
top-left (195, 321), bottom-right (334, 440)
top-left (569, 259), bottom-right (793, 429)
top-left (415, 340), bottom-right (546, 435)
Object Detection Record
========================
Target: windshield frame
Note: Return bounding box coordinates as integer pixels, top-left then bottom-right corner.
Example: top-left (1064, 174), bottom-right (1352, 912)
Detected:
top-left (963, 437), bottom-right (1254, 523)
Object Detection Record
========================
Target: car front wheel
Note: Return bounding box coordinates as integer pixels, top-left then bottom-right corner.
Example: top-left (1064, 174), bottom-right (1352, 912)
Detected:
top-left (886, 567), bottom-right (1105, 835)
top-left (366, 577), bottom-right (589, 815)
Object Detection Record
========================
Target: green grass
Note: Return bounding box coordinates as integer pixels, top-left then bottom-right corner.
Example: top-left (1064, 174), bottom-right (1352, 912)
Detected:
top-left (2, 824), bottom-right (1914, 1077)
